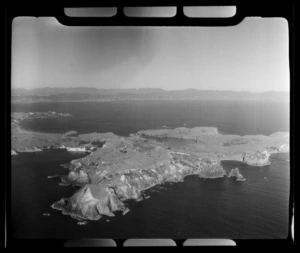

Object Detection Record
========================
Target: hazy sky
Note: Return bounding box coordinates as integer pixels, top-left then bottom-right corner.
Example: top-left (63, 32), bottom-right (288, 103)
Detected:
top-left (11, 16), bottom-right (289, 92)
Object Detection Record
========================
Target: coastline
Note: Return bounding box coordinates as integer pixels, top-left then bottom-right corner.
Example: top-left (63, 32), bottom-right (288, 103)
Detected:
top-left (11, 111), bottom-right (290, 222)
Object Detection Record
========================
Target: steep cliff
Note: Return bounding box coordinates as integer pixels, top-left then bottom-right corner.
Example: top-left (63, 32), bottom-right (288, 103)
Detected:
top-left (242, 151), bottom-right (271, 166)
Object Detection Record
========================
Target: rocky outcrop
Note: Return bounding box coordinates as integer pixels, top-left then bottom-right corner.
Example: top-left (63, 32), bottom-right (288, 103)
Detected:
top-left (242, 151), bottom-right (271, 166)
top-left (242, 143), bottom-right (289, 167)
top-left (195, 158), bottom-right (226, 178)
top-left (266, 144), bottom-right (289, 154)
top-left (67, 170), bottom-right (90, 186)
top-left (278, 144), bottom-right (289, 153)
top-left (52, 184), bottom-right (125, 220)
top-left (228, 168), bottom-right (246, 181)
top-left (23, 147), bottom-right (43, 152)
top-left (64, 131), bottom-right (79, 137)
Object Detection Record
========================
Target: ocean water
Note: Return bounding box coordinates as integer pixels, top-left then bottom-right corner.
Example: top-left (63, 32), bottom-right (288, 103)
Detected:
top-left (12, 100), bottom-right (289, 136)
top-left (11, 100), bottom-right (290, 239)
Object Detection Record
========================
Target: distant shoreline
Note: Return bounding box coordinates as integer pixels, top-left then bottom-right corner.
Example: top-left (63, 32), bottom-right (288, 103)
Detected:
top-left (11, 88), bottom-right (289, 104)
top-left (11, 98), bottom-right (290, 104)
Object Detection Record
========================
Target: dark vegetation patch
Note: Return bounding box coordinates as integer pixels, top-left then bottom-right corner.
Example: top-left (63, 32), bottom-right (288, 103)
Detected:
top-left (223, 138), bottom-right (249, 146)
top-left (91, 140), bottom-right (106, 148)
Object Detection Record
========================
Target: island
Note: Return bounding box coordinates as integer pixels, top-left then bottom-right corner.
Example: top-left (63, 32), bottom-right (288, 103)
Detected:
top-left (11, 112), bottom-right (289, 221)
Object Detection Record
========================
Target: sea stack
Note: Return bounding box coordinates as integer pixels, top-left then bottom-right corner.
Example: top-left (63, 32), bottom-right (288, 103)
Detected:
top-left (228, 168), bottom-right (246, 181)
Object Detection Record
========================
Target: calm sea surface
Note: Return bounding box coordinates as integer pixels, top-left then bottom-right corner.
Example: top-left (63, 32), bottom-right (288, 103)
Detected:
top-left (11, 101), bottom-right (290, 239)
top-left (12, 100), bottom-right (289, 136)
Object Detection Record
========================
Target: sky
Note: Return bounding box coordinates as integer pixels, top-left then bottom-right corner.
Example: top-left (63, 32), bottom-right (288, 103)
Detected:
top-left (11, 16), bottom-right (289, 92)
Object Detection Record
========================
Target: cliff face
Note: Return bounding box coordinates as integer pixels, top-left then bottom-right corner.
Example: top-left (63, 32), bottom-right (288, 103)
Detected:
top-left (266, 144), bottom-right (289, 155)
top-left (242, 151), bottom-right (271, 166)
top-left (242, 144), bottom-right (289, 167)
top-left (52, 184), bottom-right (125, 220)
top-left (67, 170), bottom-right (90, 186)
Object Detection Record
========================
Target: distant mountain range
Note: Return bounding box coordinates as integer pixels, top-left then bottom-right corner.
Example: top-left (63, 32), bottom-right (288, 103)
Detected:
top-left (11, 87), bottom-right (289, 103)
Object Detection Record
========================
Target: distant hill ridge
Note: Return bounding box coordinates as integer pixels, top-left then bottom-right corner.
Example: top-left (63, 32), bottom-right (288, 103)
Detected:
top-left (11, 87), bottom-right (289, 102)
top-left (12, 87), bottom-right (166, 96)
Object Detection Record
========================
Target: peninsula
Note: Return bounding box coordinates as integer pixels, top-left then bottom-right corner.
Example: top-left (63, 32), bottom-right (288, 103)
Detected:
top-left (11, 112), bottom-right (289, 221)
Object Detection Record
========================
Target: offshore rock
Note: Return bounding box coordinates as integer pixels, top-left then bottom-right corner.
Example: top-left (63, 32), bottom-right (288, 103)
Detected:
top-left (23, 147), bottom-right (43, 152)
top-left (228, 168), bottom-right (246, 181)
top-left (77, 221), bottom-right (88, 225)
top-left (122, 208), bottom-right (130, 215)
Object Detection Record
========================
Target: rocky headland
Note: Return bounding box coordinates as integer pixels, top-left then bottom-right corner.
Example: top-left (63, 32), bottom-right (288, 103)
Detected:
top-left (11, 111), bottom-right (71, 128)
top-left (11, 113), bottom-right (289, 221)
